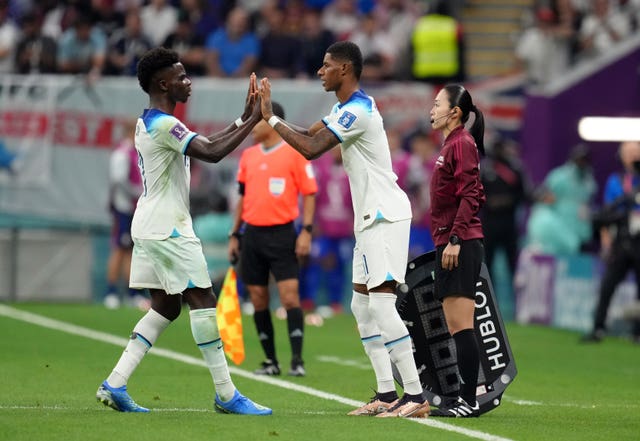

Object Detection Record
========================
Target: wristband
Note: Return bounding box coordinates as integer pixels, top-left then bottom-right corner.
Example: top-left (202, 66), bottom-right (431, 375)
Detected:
top-left (302, 224), bottom-right (313, 233)
top-left (268, 115), bottom-right (280, 128)
top-left (234, 117), bottom-right (244, 128)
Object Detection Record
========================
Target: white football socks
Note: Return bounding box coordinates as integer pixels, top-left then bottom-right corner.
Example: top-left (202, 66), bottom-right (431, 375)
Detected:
top-left (107, 308), bottom-right (171, 388)
top-left (189, 308), bottom-right (235, 401)
top-left (368, 292), bottom-right (422, 396)
top-left (350, 291), bottom-right (396, 394)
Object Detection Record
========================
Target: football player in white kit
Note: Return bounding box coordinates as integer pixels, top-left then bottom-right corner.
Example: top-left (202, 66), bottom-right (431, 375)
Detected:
top-left (96, 47), bottom-right (271, 416)
top-left (258, 41), bottom-right (429, 418)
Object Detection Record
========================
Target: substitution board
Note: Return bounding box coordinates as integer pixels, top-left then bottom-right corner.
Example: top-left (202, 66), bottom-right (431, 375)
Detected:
top-left (393, 251), bottom-right (517, 415)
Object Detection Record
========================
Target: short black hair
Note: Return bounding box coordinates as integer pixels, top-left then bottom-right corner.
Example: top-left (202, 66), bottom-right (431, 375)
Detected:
top-left (326, 41), bottom-right (363, 81)
top-left (272, 101), bottom-right (285, 119)
top-left (136, 47), bottom-right (180, 94)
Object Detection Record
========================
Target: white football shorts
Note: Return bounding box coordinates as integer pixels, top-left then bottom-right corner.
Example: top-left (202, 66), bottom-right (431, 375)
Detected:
top-left (130, 236), bottom-right (212, 294)
top-left (352, 218), bottom-right (410, 290)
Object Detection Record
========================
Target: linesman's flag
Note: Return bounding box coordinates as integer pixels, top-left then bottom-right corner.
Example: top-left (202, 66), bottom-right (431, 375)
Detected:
top-left (216, 267), bottom-right (245, 365)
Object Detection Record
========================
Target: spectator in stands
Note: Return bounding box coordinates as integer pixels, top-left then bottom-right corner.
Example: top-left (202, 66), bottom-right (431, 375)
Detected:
top-left (321, 0), bottom-right (360, 40)
top-left (114, 0), bottom-right (144, 14)
top-left (57, 13), bottom-right (107, 81)
top-left (515, 5), bottom-right (573, 86)
top-left (409, 1), bottom-right (465, 84)
top-left (280, 0), bottom-right (306, 36)
top-left (298, 7), bottom-right (335, 79)
top-left (350, 12), bottom-right (397, 81)
top-left (42, 1), bottom-right (81, 40)
top-left (373, 0), bottom-right (419, 80)
top-left (525, 143), bottom-right (597, 255)
top-left (92, 0), bottom-right (125, 39)
top-left (140, 0), bottom-right (178, 47)
top-left (577, 0), bottom-right (632, 61)
top-left (105, 9), bottom-right (152, 76)
top-left (480, 137), bottom-right (532, 291)
top-left (257, 3), bottom-right (302, 79)
top-left (553, 0), bottom-right (583, 63)
top-left (582, 140), bottom-right (640, 344)
top-left (0, 0), bottom-right (19, 74)
top-left (14, 10), bottom-right (58, 74)
top-left (162, 10), bottom-right (206, 77)
top-left (204, 6), bottom-right (259, 78)
top-left (179, 0), bottom-right (230, 40)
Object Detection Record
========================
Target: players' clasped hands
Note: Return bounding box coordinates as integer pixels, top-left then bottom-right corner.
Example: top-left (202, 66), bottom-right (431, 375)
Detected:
top-left (241, 74), bottom-right (277, 123)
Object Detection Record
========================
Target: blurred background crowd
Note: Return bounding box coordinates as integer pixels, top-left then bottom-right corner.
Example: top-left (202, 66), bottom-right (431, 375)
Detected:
top-left (2, 0), bottom-right (640, 83)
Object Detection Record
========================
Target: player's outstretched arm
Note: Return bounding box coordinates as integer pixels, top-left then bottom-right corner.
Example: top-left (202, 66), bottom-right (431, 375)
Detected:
top-left (186, 77), bottom-right (261, 163)
top-left (259, 77), bottom-right (338, 160)
top-left (207, 73), bottom-right (258, 141)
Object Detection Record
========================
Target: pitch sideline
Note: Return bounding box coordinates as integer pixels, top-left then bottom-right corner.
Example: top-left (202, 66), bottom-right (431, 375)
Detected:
top-left (0, 304), bottom-right (514, 441)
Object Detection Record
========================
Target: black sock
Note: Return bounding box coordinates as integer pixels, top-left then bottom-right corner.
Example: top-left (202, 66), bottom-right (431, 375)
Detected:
top-left (405, 392), bottom-right (424, 403)
top-left (286, 307), bottom-right (304, 363)
top-left (453, 328), bottom-right (480, 405)
top-left (254, 309), bottom-right (277, 363)
top-left (378, 390), bottom-right (398, 402)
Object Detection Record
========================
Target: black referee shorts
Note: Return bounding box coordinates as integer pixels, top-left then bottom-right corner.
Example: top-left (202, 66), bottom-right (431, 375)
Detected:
top-left (240, 222), bottom-right (299, 286)
top-left (434, 239), bottom-right (484, 301)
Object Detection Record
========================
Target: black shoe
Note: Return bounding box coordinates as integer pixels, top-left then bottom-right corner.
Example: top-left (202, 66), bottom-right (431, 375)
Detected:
top-left (430, 397), bottom-right (479, 418)
top-left (287, 360), bottom-right (307, 377)
top-left (254, 359), bottom-right (281, 375)
top-left (581, 329), bottom-right (605, 343)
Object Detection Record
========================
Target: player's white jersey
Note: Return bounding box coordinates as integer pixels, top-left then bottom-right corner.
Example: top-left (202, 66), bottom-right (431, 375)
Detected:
top-left (322, 90), bottom-right (412, 231)
top-left (131, 109), bottom-right (198, 240)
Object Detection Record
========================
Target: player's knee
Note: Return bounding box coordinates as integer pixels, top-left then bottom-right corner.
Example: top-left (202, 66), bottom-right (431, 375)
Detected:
top-left (155, 304), bottom-right (181, 322)
top-left (350, 295), bottom-right (368, 321)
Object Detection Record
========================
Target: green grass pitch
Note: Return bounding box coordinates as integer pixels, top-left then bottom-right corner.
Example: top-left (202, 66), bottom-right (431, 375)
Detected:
top-left (1, 303), bottom-right (639, 441)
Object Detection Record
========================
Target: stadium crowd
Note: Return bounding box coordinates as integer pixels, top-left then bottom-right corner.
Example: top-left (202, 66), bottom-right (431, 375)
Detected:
top-left (2, 0), bottom-right (640, 84)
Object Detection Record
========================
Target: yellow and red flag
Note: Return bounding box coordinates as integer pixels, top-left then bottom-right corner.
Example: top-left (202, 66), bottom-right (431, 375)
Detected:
top-left (216, 267), bottom-right (245, 365)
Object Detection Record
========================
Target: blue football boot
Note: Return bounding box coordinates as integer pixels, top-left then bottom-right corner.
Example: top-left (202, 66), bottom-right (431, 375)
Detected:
top-left (96, 381), bottom-right (150, 413)
top-left (214, 390), bottom-right (272, 415)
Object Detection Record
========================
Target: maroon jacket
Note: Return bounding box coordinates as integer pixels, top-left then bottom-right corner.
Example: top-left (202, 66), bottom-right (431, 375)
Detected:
top-left (429, 125), bottom-right (485, 246)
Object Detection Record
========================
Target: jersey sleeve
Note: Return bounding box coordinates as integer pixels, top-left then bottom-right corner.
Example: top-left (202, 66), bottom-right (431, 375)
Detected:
top-left (154, 115), bottom-right (197, 155)
top-left (322, 102), bottom-right (367, 145)
top-left (293, 153), bottom-right (318, 196)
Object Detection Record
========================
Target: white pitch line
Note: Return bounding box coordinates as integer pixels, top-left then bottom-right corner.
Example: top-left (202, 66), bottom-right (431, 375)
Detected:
top-left (503, 396), bottom-right (640, 410)
top-left (316, 355), bottom-right (371, 370)
top-left (0, 304), bottom-right (515, 441)
top-left (0, 405), bottom-right (342, 415)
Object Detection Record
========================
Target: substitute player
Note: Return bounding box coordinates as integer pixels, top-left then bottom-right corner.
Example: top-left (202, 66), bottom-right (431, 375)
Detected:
top-left (96, 47), bottom-right (270, 415)
top-left (257, 41), bottom-right (429, 418)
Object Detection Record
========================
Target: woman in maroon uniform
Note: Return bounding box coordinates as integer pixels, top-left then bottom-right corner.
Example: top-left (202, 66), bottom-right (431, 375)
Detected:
top-left (428, 84), bottom-right (486, 418)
